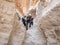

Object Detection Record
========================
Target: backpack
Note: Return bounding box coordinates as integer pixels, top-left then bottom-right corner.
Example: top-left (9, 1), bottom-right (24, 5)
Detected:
top-left (27, 15), bottom-right (31, 21)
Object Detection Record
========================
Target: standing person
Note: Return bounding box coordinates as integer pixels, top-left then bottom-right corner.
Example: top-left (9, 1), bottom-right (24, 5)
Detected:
top-left (22, 16), bottom-right (27, 30)
top-left (30, 16), bottom-right (33, 27)
top-left (26, 14), bottom-right (31, 28)
top-left (22, 16), bottom-right (26, 26)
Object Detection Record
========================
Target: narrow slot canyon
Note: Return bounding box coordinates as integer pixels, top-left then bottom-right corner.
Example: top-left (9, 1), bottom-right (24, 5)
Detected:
top-left (0, 0), bottom-right (60, 45)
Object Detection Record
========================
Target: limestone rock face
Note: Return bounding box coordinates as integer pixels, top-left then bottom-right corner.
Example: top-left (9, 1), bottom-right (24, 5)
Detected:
top-left (5, 0), bottom-right (15, 2)
top-left (0, 0), bottom-right (26, 45)
top-left (29, 9), bottom-right (36, 18)
top-left (40, 0), bottom-right (51, 7)
top-left (39, 3), bottom-right (60, 45)
top-left (0, 0), bottom-right (60, 45)
top-left (0, 0), bottom-right (15, 45)
top-left (15, 0), bottom-right (39, 15)
top-left (8, 13), bottom-right (26, 45)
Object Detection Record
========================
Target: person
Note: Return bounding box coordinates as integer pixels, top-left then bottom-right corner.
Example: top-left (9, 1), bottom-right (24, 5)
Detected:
top-left (22, 16), bottom-right (28, 30)
top-left (30, 16), bottom-right (33, 27)
top-left (22, 16), bottom-right (26, 27)
top-left (26, 15), bottom-right (31, 28)
top-left (22, 15), bottom-right (33, 30)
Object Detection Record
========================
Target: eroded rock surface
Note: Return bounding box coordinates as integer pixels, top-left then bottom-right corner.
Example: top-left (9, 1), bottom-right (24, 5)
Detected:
top-left (39, 3), bottom-right (60, 45)
top-left (0, 0), bottom-right (60, 45)
top-left (0, 0), bottom-right (26, 45)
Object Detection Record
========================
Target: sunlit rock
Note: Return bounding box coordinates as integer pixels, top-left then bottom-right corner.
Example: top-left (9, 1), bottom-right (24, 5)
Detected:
top-left (0, 0), bottom-right (60, 45)
top-left (0, 0), bottom-right (26, 45)
top-left (39, 3), bottom-right (60, 45)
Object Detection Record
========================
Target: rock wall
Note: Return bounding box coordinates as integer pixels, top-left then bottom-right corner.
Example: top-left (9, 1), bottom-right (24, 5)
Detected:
top-left (0, 0), bottom-right (15, 45)
top-left (39, 3), bottom-right (60, 45)
top-left (0, 0), bottom-right (60, 45)
top-left (28, 9), bottom-right (36, 18)
top-left (5, 0), bottom-right (15, 2)
top-left (0, 0), bottom-right (26, 45)
top-left (15, 0), bottom-right (39, 15)
top-left (8, 13), bottom-right (26, 45)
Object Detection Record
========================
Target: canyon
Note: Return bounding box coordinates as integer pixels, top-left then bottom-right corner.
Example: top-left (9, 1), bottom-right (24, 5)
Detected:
top-left (0, 0), bottom-right (60, 45)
